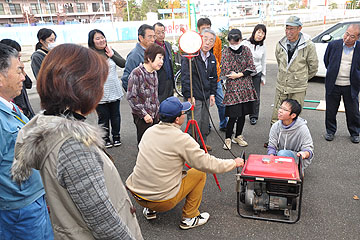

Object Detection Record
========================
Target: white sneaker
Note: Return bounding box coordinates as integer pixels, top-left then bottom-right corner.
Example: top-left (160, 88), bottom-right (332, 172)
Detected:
top-left (143, 207), bottom-right (157, 220)
top-left (180, 212), bottom-right (210, 230)
top-left (223, 138), bottom-right (232, 150)
top-left (232, 135), bottom-right (248, 147)
top-left (179, 212), bottom-right (210, 230)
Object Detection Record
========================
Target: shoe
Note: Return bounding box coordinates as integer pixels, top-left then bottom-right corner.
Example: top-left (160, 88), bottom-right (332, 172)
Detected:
top-left (250, 118), bottom-right (257, 125)
top-left (324, 133), bottom-right (334, 141)
top-left (223, 138), bottom-right (231, 150)
top-left (232, 135), bottom-right (248, 147)
top-left (180, 212), bottom-right (210, 230)
top-left (143, 208), bottom-right (157, 220)
top-left (200, 144), bottom-right (212, 152)
top-left (350, 136), bottom-right (359, 144)
top-left (219, 127), bottom-right (227, 132)
top-left (104, 138), bottom-right (113, 148)
top-left (113, 136), bottom-right (122, 147)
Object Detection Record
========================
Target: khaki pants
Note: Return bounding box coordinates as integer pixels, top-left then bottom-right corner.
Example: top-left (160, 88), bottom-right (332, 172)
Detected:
top-left (133, 169), bottom-right (206, 219)
top-left (271, 89), bottom-right (306, 125)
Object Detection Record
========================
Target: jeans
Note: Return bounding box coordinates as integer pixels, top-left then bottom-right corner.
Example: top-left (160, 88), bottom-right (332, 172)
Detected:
top-left (96, 100), bottom-right (121, 140)
top-left (215, 81), bottom-right (228, 129)
top-left (277, 149), bottom-right (296, 159)
top-left (0, 195), bottom-right (54, 240)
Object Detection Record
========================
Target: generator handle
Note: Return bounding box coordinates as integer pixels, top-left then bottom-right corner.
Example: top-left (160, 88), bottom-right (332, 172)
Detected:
top-left (298, 155), bottom-right (304, 181)
top-left (237, 150), bottom-right (246, 174)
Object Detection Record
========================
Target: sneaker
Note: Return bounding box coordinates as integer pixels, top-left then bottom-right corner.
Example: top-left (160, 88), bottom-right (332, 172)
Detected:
top-left (250, 118), bottom-right (257, 125)
top-left (223, 138), bottom-right (231, 150)
top-left (232, 135), bottom-right (248, 147)
top-left (350, 135), bottom-right (359, 144)
top-left (113, 136), bottom-right (122, 147)
top-left (104, 138), bottom-right (113, 148)
top-left (324, 133), bottom-right (334, 141)
top-left (143, 208), bottom-right (157, 220)
top-left (180, 212), bottom-right (210, 230)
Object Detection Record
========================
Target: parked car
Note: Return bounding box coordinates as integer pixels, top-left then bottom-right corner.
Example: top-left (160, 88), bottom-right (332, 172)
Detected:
top-left (312, 19), bottom-right (360, 77)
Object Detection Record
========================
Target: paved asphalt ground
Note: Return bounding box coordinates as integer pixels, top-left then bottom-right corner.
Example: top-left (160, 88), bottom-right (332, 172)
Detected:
top-left (22, 24), bottom-right (359, 240)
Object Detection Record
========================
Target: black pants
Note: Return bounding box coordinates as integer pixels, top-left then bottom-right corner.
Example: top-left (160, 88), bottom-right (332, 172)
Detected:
top-left (132, 114), bottom-right (159, 144)
top-left (249, 73), bottom-right (261, 120)
top-left (325, 85), bottom-right (360, 137)
top-left (226, 116), bottom-right (245, 139)
top-left (96, 100), bottom-right (121, 140)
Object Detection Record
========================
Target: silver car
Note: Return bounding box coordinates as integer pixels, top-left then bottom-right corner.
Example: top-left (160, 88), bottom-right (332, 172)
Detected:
top-left (312, 19), bottom-right (360, 77)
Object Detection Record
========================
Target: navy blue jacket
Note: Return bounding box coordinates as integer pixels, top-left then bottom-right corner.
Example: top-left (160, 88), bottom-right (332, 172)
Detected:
top-left (181, 52), bottom-right (217, 101)
top-left (122, 43), bottom-right (145, 91)
top-left (324, 39), bottom-right (360, 98)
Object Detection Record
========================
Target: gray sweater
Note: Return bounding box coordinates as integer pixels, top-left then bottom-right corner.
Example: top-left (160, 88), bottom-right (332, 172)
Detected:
top-left (268, 117), bottom-right (314, 169)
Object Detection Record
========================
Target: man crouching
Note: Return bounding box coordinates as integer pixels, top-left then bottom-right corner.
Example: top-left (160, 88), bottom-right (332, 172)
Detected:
top-left (126, 96), bottom-right (244, 229)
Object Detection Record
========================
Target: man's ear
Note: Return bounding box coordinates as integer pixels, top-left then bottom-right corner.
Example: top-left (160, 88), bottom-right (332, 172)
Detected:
top-left (139, 35), bottom-right (144, 42)
top-left (290, 113), bottom-right (297, 120)
top-left (174, 116), bottom-right (180, 124)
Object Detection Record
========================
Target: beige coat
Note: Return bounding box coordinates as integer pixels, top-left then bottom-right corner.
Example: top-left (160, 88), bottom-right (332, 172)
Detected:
top-left (275, 33), bottom-right (318, 94)
top-left (126, 122), bottom-right (236, 201)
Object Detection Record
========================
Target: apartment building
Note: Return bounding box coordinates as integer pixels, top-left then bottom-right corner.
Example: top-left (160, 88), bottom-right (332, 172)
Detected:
top-left (0, 0), bottom-right (114, 25)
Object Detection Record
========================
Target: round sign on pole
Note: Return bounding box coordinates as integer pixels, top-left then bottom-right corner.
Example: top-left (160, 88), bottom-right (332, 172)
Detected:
top-left (178, 30), bottom-right (202, 54)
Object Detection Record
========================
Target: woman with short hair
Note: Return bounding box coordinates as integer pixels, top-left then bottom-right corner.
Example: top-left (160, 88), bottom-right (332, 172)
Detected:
top-left (11, 44), bottom-right (143, 240)
top-left (220, 29), bottom-right (257, 150)
top-left (127, 43), bottom-right (165, 143)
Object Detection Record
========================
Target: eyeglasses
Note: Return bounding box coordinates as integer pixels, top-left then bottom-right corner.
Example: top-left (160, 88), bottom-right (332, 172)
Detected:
top-left (203, 37), bottom-right (215, 44)
top-left (278, 106), bottom-right (291, 112)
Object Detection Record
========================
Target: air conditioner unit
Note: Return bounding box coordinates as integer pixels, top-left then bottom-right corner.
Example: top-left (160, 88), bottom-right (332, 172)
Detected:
top-left (74, 0), bottom-right (79, 3)
top-left (5, 0), bottom-right (13, 3)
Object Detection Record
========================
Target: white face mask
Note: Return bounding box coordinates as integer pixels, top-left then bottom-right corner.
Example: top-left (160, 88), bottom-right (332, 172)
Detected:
top-left (47, 42), bottom-right (57, 50)
top-left (229, 44), bottom-right (241, 51)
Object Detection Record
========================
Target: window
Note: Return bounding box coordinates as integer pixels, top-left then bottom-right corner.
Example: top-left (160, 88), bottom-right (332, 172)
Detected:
top-left (45, 3), bottom-right (56, 14)
top-left (92, 3), bottom-right (100, 12)
top-left (0, 4), bottom-right (4, 15)
top-left (64, 3), bottom-right (74, 13)
top-left (9, 3), bottom-right (22, 15)
top-left (104, 3), bottom-right (109, 12)
top-left (30, 3), bottom-right (41, 14)
top-left (76, 3), bottom-right (86, 13)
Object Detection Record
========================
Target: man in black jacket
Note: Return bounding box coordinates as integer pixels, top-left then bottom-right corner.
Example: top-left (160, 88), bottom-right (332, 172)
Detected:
top-left (181, 29), bottom-right (217, 150)
top-left (153, 22), bottom-right (175, 103)
top-left (324, 24), bottom-right (360, 144)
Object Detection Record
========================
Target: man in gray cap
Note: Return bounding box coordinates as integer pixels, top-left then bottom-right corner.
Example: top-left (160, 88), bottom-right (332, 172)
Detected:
top-left (270, 16), bottom-right (318, 125)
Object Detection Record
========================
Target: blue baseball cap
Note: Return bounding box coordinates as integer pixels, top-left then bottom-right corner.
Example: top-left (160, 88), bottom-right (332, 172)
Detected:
top-left (159, 96), bottom-right (192, 117)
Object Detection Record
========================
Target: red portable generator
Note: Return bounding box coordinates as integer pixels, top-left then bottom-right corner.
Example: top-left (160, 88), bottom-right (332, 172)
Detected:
top-left (236, 154), bottom-right (303, 223)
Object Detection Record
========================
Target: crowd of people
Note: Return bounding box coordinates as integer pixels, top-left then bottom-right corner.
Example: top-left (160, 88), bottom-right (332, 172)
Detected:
top-left (0, 15), bottom-right (359, 239)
